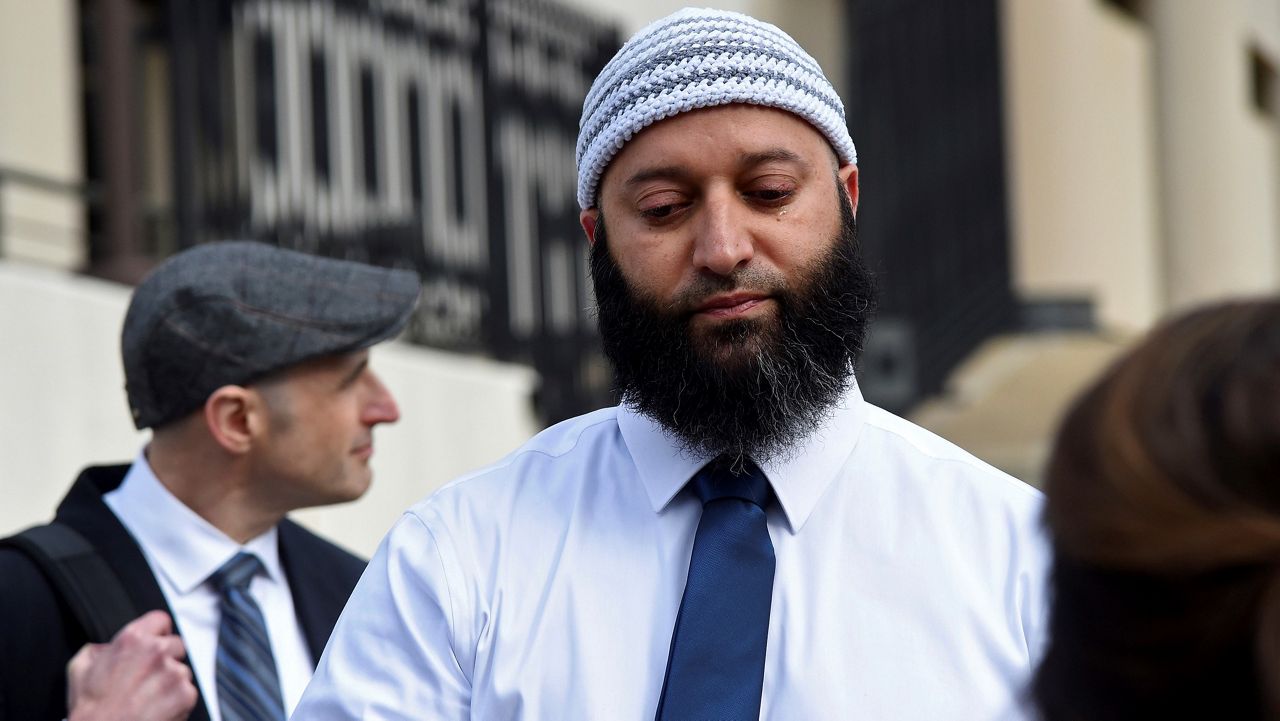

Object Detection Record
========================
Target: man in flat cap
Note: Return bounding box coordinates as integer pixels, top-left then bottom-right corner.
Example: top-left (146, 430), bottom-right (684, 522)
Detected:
top-left (0, 241), bottom-right (419, 721)
top-left (298, 8), bottom-right (1046, 720)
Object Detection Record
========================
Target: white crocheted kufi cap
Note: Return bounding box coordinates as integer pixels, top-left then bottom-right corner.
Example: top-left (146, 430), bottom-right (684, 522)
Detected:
top-left (575, 6), bottom-right (857, 210)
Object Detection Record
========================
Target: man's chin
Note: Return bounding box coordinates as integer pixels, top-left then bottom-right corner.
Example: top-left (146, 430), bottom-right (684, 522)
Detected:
top-left (690, 318), bottom-right (778, 366)
top-left (322, 469), bottom-right (373, 506)
top-left (692, 343), bottom-right (760, 374)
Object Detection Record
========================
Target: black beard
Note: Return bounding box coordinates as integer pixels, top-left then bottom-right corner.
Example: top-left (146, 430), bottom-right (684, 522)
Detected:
top-left (590, 188), bottom-right (877, 465)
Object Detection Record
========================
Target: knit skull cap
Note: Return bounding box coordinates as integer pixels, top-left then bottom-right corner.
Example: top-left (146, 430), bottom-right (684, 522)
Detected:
top-left (575, 6), bottom-right (857, 210)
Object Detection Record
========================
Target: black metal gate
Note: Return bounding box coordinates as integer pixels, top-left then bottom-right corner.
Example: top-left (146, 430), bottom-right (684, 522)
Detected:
top-left (847, 0), bottom-right (1016, 412)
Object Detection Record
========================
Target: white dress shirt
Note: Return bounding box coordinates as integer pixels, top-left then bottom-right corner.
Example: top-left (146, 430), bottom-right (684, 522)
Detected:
top-left (104, 451), bottom-right (315, 721)
top-left (295, 383), bottom-right (1048, 720)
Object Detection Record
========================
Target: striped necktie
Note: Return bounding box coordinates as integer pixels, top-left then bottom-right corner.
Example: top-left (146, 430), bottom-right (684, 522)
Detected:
top-left (656, 457), bottom-right (776, 720)
top-left (210, 552), bottom-right (286, 721)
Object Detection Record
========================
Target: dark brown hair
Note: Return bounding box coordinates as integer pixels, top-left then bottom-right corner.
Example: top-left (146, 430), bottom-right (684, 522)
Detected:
top-left (1034, 298), bottom-right (1280, 720)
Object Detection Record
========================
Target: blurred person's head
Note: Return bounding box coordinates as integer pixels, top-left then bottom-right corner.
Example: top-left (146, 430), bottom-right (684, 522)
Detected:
top-left (576, 8), bottom-right (877, 465)
top-left (120, 241), bottom-right (419, 537)
top-left (1034, 298), bottom-right (1280, 720)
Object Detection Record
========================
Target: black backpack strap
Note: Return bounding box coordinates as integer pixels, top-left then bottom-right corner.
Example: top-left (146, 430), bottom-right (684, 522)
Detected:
top-left (3, 523), bottom-right (139, 643)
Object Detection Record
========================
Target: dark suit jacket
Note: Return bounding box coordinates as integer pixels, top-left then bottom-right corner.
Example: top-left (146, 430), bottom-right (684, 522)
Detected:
top-left (0, 464), bottom-right (367, 721)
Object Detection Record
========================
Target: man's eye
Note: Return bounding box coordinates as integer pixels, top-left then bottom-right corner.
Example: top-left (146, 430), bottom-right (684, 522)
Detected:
top-left (750, 188), bottom-right (793, 203)
top-left (641, 204), bottom-right (679, 219)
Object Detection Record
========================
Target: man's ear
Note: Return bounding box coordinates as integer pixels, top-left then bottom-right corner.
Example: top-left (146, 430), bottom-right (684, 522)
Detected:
top-left (203, 385), bottom-right (259, 455)
top-left (839, 164), bottom-right (859, 217)
top-left (580, 209), bottom-right (600, 246)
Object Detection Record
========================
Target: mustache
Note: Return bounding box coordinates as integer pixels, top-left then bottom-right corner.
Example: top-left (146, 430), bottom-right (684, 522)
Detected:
top-left (666, 267), bottom-right (790, 315)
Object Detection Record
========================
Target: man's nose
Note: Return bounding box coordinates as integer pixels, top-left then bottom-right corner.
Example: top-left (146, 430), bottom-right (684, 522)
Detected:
top-left (691, 192), bottom-right (755, 276)
top-left (362, 373), bottom-right (401, 425)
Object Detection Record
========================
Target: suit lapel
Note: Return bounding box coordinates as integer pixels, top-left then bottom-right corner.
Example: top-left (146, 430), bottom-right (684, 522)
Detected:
top-left (278, 519), bottom-right (339, 663)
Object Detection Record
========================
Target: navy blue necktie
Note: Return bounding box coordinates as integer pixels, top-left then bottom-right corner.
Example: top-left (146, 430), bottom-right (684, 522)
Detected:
top-left (657, 458), bottom-right (776, 720)
top-left (210, 552), bottom-right (286, 721)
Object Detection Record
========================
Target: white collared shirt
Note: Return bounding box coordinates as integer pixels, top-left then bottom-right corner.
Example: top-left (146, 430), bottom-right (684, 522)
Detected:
top-left (104, 452), bottom-right (314, 721)
top-left (295, 383), bottom-right (1048, 720)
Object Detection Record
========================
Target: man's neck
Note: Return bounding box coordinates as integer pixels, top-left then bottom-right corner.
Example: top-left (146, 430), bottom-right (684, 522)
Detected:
top-left (145, 444), bottom-right (283, 545)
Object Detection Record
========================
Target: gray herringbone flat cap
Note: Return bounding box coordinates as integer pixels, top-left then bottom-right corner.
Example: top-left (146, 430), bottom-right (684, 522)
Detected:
top-left (122, 241), bottom-right (420, 429)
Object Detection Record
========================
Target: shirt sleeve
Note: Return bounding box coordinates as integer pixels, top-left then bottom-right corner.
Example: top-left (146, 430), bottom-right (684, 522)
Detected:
top-left (292, 510), bottom-right (471, 719)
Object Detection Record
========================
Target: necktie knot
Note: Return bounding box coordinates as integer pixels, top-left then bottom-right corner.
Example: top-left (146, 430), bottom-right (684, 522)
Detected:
top-left (210, 551), bottom-right (263, 594)
top-left (690, 457), bottom-right (772, 509)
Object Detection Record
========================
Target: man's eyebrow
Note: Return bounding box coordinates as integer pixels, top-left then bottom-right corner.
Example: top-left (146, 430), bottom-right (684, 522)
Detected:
top-left (623, 165), bottom-right (693, 188)
top-left (740, 148), bottom-right (807, 169)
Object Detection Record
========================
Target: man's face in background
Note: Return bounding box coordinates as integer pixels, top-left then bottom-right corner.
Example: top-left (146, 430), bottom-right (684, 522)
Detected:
top-left (248, 350), bottom-right (401, 512)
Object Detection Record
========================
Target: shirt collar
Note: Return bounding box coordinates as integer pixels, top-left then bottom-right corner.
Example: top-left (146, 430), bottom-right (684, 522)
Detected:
top-left (108, 448), bottom-right (285, 594)
top-left (618, 380), bottom-right (868, 534)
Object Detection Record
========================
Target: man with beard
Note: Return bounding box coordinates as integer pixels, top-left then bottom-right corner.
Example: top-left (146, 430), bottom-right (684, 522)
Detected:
top-left (296, 8), bottom-right (1046, 720)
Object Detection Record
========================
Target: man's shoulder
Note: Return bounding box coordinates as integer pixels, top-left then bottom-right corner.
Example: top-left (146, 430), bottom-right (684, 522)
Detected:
top-left (435, 406), bottom-right (621, 490)
top-left (498, 405), bottom-right (623, 463)
top-left (0, 461), bottom-right (130, 599)
top-left (851, 404), bottom-right (1049, 617)
top-left (855, 403), bottom-right (1042, 508)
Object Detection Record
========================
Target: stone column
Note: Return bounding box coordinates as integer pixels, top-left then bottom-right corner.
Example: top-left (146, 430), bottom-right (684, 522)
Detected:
top-left (1150, 0), bottom-right (1280, 309)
